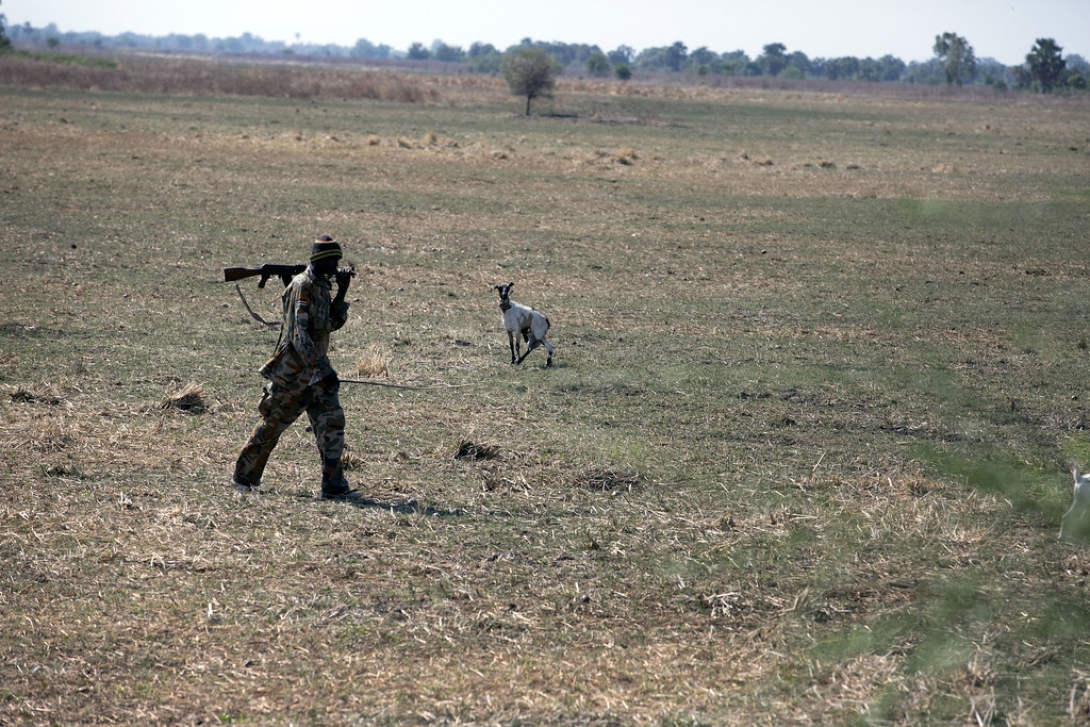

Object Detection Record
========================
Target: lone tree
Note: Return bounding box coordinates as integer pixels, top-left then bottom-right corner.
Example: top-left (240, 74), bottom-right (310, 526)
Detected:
top-left (933, 32), bottom-right (977, 86)
top-left (1026, 38), bottom-right (1066, 92)
top-left (502, 48), bottom-right (561, 116)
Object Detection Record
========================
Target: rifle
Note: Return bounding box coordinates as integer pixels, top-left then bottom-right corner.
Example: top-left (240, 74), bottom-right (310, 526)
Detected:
top-left (223, 263), bottom-right (307, 288)
top-left (224, 263), bottom-right (358, 289)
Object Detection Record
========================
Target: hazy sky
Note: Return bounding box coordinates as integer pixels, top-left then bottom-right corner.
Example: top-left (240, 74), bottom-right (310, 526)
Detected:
top-left (6, 0), bottom-right (1088, 65)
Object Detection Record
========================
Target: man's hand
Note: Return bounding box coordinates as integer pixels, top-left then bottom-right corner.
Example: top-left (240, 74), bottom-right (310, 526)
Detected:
top-left (335, 268), bottom-right (353, 293)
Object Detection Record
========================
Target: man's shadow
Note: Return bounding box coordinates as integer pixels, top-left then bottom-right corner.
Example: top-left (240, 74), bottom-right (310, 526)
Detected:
top-left (287, 490), bottom-right (460, 517)
top-left (348, 496), bottom-right (461, 517)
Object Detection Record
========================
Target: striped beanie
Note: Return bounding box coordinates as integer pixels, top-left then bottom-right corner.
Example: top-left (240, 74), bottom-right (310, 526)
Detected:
top-left (310, 235), bottom-right (342, 264)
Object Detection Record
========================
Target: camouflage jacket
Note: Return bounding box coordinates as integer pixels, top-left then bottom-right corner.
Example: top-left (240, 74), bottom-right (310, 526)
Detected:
top-left (258, 266), bottom-right (349, 386)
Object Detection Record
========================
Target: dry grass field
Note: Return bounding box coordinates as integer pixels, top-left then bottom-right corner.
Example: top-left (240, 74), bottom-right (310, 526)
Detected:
top-left (2, 53), bottom-right (1090, 725)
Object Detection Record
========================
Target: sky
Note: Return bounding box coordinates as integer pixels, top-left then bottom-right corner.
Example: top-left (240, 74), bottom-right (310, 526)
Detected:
top-left (5, 0), bottom-right (1089, 65)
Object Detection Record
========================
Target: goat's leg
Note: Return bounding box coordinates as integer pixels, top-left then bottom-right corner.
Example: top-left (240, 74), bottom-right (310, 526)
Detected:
top-left (517, 337), bottom-right (554, 367)
top-left (1061, 502), bottom-right (1090, 540)
top-left (512, 328), bottom-right (533, 363)
top-left (517, 337), bottom-right (542, 365)
top-left (507, 330), bottom-right (518, 364)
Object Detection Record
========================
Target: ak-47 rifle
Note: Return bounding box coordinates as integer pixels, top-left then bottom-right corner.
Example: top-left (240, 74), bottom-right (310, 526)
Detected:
top-left (225, 262), bottom-right (358, 325)
top-left (223, 263), bottom-right (307, 288)
top-left (224, 263), bottom-right (358, 288)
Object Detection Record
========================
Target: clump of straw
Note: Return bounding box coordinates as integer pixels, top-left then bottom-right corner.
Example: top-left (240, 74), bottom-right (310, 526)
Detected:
top-left (453, 438), bottom-right (501, 461)
top-left (160, 382), bottom-right (208, 413)
top-left (354, 345), bottom-right (390, 379)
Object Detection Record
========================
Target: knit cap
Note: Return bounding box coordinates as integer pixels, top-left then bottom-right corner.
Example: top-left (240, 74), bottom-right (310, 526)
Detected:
top-left (310, 235), bottom-right (343, 263)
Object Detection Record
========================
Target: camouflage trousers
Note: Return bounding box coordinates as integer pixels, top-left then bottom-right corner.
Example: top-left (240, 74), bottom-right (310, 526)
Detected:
top-left (234, 375), bottom-right (345, 491)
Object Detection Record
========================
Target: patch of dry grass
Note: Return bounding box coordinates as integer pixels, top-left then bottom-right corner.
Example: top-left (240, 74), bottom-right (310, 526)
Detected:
top-left (353, 344), bottom-right (391, 379)
top-left (1, 68), bottom-right (1089, 725)
top-left (160, 381), bottom-right (210, 413)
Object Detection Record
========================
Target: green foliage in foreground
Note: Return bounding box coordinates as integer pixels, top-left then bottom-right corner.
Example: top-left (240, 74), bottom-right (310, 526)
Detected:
top-left (1, 82), bottom-right (1089, 724)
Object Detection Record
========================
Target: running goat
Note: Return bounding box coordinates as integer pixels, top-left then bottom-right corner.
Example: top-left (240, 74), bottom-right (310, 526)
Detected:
top-left (495, 282), bottom-right (554, 367)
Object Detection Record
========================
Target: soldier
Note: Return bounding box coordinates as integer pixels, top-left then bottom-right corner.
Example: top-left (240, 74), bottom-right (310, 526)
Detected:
top-left (232, 236), bottom-right (358, 500)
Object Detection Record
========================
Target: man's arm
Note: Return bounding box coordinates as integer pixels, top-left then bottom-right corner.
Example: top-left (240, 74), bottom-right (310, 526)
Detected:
top-left (331, 269), bottom-right (352, 330)
top-left (288, 281), bottom-right (321, 373)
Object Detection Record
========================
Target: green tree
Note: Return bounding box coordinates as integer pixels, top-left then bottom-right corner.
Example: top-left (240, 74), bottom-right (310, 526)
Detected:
top-left (1065, 53), bottom-right (1089, 89)
top-left (758, 42), bottom-right (788, 76)
top-left (786, 50), bottom-right (811, 77)
top-left (933, 32), bottom-right (977, 86)
top-left (469, 41), bottom-right (496, 57)
top-left (822, 56), bottom-right (859, 81)
top-left (585, 49), bottom-right (610, 77)
top-left (433, 43), bottom-right (463, 62)
top-left (502, 48), bottom-right (561, 115)
top-left (719, 50), bottom-right (749, 76)
top-left (608, 46), bottom-right (634, 65)
top-left (407, 42), bottom-right (430, 60)
top-left (633, 46), bottom-right (669, 70)
top-left (468, 42), bottom-right (501, 74)
top-left (614, 62), bottom-right (632, 81)
top-left (689, 47), bottom-right (717, 67)
top-left (664, 41), bottom-right (687, 72)
top-left (1012, 64), bottom-right (1033, 90)
top-left (1026, 37), bottom-right (1066, 92)
top-left (876, 54), bottom-right (907, 81)
top-left (857, 56), bottom-right (881, 81)
top-left (0, 1), bottom-right (12, 53)
top-left (350, 38), bottom-right (391, 59)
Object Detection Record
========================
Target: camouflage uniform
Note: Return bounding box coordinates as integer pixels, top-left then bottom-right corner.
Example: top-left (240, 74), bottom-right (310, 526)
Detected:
top-left (234, 264), bottom-right (351, 495)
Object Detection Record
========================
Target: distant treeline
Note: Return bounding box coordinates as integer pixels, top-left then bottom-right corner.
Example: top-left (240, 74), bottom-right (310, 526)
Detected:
top-left (7, 21), bottom-right (1089, 90)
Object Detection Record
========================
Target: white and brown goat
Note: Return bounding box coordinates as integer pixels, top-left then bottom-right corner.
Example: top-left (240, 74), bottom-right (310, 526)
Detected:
top-left (495, 282), bottom-right (554, 367)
